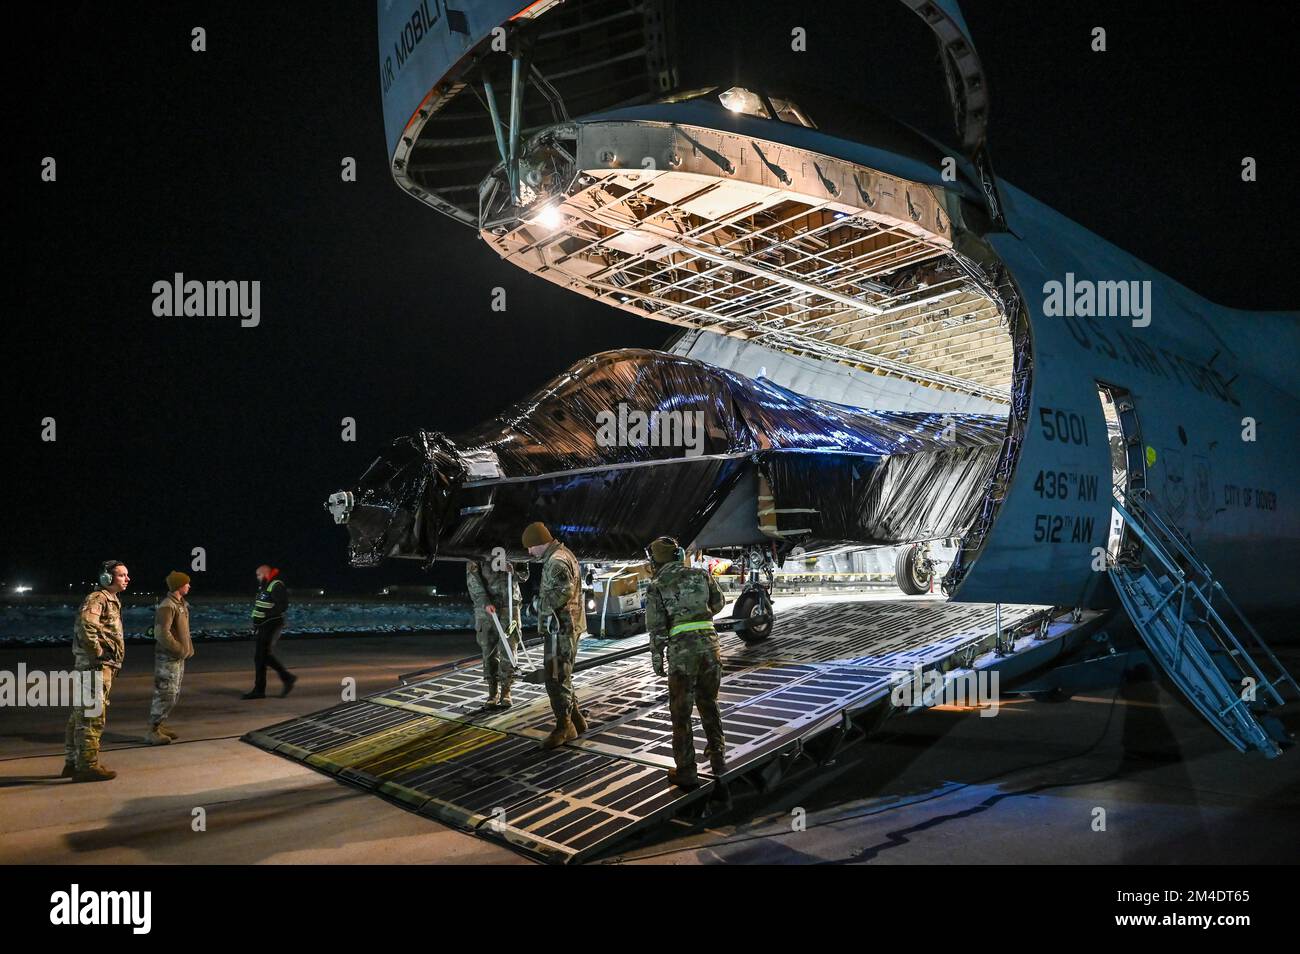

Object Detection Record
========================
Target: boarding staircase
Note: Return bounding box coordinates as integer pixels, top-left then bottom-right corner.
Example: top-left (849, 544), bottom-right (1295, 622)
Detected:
top-left (1108, 483), bottom-right (1298, 757)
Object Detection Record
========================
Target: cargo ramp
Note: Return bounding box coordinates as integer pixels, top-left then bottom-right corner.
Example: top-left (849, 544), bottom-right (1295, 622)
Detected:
top-left (244, 597), bottom-right (1107, 863)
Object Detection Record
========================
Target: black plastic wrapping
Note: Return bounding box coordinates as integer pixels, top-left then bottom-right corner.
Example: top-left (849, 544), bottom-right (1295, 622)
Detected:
top-left (756, 445), bottom-right (1000, 548)
top-left (343, 349), bottom-right (1006, 564)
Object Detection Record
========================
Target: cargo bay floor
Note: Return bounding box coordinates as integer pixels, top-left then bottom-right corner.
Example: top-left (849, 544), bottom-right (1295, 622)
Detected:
top-left (2, 593), bottom-right (1297, 865)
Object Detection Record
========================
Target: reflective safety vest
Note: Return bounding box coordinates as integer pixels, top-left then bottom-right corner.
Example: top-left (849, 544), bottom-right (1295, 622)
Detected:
top-left (252, 577), bottom-right (288, 623)
top-left (669, 619), bottom-right (716, 637)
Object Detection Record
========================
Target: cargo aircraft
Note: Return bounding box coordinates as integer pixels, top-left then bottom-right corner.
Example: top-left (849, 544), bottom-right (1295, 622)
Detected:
top-left (327, 0), bottom-right (1298, 757)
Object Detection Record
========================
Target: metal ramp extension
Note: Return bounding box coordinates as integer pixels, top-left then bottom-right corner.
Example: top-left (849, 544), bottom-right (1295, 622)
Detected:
top-left (245, 598), bottom-right (1094, 863)
top-left (1109, 485), bottom-right (1298, 757)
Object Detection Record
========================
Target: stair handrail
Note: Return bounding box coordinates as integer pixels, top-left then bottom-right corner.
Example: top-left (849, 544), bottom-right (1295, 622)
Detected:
top-left (1115, 484), bottom-right (1210, 579)
top-left (1111, 482), bottom-right (1299, 704)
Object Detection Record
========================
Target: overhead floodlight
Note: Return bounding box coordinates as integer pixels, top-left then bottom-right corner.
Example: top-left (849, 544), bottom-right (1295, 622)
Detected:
top-left (717, 87), bottom-right (768, 118)
top-left (529, 202), bottom-right (564, 230)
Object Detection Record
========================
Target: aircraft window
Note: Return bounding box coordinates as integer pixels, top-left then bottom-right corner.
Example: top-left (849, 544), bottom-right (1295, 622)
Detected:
top-left (657, 86), bottom-right (718, 104)
top-left (768, 96), bottom-right (816, 129)
top-left (656, 87), bottom-right (815, 128)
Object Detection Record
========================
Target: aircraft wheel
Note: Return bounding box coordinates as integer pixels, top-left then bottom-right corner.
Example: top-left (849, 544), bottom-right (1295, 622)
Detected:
top-left (895, 544), bottom-right (933, 595)
top-left (732, 590), bottom-right (773, 644)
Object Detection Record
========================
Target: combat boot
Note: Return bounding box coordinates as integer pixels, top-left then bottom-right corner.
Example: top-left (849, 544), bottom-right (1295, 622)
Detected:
top-left (483, 682), bottom-right (500, 708)
top-left (704, 744), bottom-right (727, 778)
top-left (570, 706), bottom-right (588, 734)
top-left (145, 726), bottom-right (172, 745)
top-left (540, 717), bottom-right (577, 749)
top-left (72, 764), bottom-right (117, 783)
top-left (60, 761), bottom-right (75, 779)
top-left (157, 723), bottom-right (179, 739)
top-left (667, 766), bottom-right (700, 789)
top-left (498, 684), bottom-right (513, 709)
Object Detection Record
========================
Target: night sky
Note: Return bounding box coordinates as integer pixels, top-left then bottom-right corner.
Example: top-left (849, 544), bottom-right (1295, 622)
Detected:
top-left (14, 0), bottom-right (1296, 596)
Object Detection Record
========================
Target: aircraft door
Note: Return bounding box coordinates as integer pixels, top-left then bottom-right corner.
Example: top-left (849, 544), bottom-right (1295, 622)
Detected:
top-left (1096, 382), bottom-right (1145, 563)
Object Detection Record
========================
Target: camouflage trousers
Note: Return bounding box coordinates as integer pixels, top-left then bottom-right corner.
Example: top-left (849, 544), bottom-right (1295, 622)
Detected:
top-left (474, 611), bottom-right (521, 690)
top-left (149, 655), bottom-right (186, 726)
top-left (666, 631), bottom-right (725, 775)
top-left (543, 625), bottom-right (582, 723)
top-left (64, 665), bottom-right (115, 769)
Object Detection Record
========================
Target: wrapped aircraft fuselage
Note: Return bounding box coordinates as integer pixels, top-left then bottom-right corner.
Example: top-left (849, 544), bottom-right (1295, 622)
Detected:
top-left (342, 349), bottom-right (1004, 565)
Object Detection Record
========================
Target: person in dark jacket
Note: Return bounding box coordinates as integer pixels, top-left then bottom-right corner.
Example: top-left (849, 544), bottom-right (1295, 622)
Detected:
top-left (242, 564), bottom-right (296, 699)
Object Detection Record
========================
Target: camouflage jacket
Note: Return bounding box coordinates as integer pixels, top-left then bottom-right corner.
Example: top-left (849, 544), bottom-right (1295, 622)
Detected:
top-left (73, 588), bottom-right (126, 670)
top-left (538, 541), bottom-right (585, 635)
top-left (645, 562), bottom-right (724, 653)
top-left (466, 555), bottom-right (529, 613)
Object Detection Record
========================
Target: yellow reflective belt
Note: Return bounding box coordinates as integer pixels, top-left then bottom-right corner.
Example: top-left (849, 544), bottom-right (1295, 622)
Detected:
top-left (669, 620), bottom-right (715, 637)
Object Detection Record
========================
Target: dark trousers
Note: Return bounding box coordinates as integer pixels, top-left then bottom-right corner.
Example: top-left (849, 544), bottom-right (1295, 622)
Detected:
top-left (253, 619), bottom-right (291, 691)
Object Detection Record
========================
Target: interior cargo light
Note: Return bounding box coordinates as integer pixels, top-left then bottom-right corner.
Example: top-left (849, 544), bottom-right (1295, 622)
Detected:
top-left (529, 203), bottom-right (564, 230)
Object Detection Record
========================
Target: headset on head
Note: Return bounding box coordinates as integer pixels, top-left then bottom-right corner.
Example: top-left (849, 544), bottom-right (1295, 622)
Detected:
top-left (647, 536), bottom-right (686, 565)
top-left (99, 560), bottom-right (123, 586)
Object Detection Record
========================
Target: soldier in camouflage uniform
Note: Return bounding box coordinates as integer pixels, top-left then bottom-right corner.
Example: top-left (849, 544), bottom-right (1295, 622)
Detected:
top-left (522, 521), bottom-right (588, 748)
top-left (645, 536), bottom-right (726, 788)
top-left (146, 571), bottom-right (195, 744)
top-left (63, 560), bottom-right (130, 782)
top-left (466, 549), bottom-right (529, 707)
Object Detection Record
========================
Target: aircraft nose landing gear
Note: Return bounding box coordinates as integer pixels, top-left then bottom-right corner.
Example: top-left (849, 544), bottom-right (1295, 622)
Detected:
top-left (731, 587), bottom-right (774, 643)
top-left (895, 543), bottom-right (936, 595)
top-left (723, 546), bottom-right (776, 644)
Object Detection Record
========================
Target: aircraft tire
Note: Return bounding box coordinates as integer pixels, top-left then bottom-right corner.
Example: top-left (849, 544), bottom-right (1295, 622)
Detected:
top-left (732, 590), bottom-right (773, 644)
top-left (895, 544), bottom-right (933, 595)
